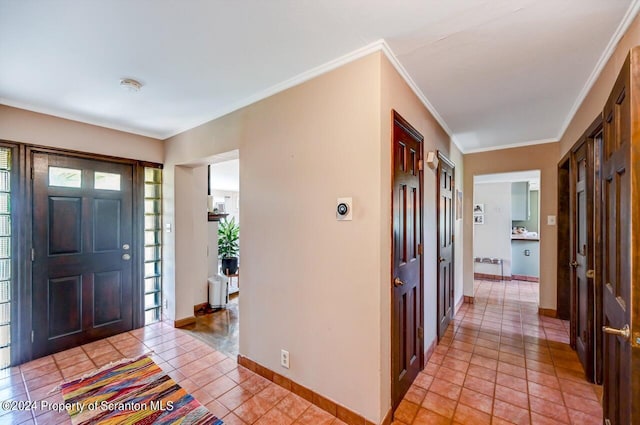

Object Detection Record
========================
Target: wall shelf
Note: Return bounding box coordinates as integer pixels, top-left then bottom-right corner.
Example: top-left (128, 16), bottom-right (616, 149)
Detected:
top-left (208, 212), bottom-right (229, 222)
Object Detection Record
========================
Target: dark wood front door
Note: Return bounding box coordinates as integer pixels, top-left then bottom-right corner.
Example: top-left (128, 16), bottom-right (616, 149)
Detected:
top-left (32, 153), bottom-right (134, 358)
top-left (601, 49), bottom-right (640, 425)
top-left (437, 153), bottom-right (454, 340)
top-left (391, 111), bottom-right (423, 409)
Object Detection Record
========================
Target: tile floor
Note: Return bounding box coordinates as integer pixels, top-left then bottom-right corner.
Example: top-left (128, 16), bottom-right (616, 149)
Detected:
top-left (0, 322), bottom-right (347, 425)
top-left (0, 279), bottom-right (603, 425)
top-left (392, 280), bottom-right (603, 425)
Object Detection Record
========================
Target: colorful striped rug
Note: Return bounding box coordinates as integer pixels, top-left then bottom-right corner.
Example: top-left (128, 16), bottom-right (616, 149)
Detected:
top-left (60, 354), bottom-right (223, 425)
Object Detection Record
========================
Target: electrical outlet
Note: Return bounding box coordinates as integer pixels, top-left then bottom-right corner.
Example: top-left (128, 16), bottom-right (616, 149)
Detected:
top-left (280, 349), bottom-right (290, 369)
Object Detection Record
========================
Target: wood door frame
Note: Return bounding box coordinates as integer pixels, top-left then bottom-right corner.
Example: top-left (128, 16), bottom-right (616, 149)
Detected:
top-left (557, 153), bottom-right (571, 321)
top-left (436, 151), bottom-right (455, 341)
top-left (558, 117), bottom-right (603, 383)
top-left (2, 142), bottom-right (161, 365)
top-left (566, 116), bottom-right (603, 383)
top-left (390, 110), bottom-right (424, 409)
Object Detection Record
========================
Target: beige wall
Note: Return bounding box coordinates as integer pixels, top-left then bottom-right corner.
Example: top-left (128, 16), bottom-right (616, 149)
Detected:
top-left (560, 14), bottom-right (640, 156)
top-left (463, 142), bottom-right (559, 309)
top-left (0, 105), bottom-right (163, 162)
top-left (163, 51), bottom-right (462, 423)
top-left (164, 53), bottom-right (385, 422)
top-left (380, 54), bottom-right (462, 417)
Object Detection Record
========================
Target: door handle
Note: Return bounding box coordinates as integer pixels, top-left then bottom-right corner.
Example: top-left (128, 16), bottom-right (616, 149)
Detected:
top-left (569, 261), bottom-right (578, 268)
top-left (393, 277), bottom-right (405, 287)
top-left (602, 324), bottom-right (630, 340)
top-left (122, 254), bottom-right (131, 261)
top-left (439, 257), bottom-right (446, 263)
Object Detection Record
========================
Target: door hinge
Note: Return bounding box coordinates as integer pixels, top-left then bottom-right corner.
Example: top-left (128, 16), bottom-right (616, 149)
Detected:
top-left (418, 159), bottom-right (424, 171)
top-left (31, 248), bottom-right (35, 262)
top-left (31, 330), bottom-right (34, 343)
top-left (451, 234), bottom-right (454, 242)
top-left (418, 244), bottom-right (423, 255)
top-left (30, 167), bottom-right (34, 180)
top-left (417, 327), bottom-right (424, 339)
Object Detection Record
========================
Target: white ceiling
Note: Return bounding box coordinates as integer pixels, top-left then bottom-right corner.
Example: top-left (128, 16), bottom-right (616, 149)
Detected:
top-left (0, 0), bottom-right (637, 152)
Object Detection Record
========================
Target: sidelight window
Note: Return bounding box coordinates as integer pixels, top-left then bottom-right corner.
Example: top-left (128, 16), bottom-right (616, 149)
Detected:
top-left (143, 167), bottom-right (162, 324)
top-left (0, 148), bottom-right (11, 369)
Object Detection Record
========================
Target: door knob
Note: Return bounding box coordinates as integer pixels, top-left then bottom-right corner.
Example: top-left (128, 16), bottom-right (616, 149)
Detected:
top-left (602, 324), bottom-right (630, 340)
top-left (569, 261), bottom-right (578, 268)
top-left (122, 253), bottom-right (131, 261)
top-left (122, 244), bottom-right (130, 250)
top-left (393, 277), bottom-right (405, 287)
top-left (439, 257), bottom-right (446, 263)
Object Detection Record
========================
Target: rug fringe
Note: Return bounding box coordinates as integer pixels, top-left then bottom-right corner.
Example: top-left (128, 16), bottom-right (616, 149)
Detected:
top-left (48, 351), bottom-right (155, 395)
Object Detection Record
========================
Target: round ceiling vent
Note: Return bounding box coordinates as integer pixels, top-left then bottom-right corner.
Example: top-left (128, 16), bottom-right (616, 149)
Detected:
top-left (120, 78), bottom-right (143, 92)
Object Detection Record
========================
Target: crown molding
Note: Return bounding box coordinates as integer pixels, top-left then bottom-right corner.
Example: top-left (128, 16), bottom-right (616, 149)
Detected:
top-left (166, 39), bottom-right (461, 152)
top-left (556, 0), bottom-right (640, 142)
top-left (464, 138), bottom-right (558, 154)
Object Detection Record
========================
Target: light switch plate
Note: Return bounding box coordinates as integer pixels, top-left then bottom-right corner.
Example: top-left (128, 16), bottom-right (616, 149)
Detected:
top-left (547, 215), bottom-right (556, 226)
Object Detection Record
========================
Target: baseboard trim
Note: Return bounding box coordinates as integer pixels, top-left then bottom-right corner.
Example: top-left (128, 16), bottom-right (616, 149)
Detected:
top-left (464, 295), bottom-right (475, 304)
top-left (538, 308), bottom-right (557, 318)
top-left (512, 274), bottom-right (540, 282)
top-left (424, 338), bottom-right (437, 367)
top-left (381, 408), bottom-right (392, 425)
top-left (454, 296), bottom-right (464, 314)
top-left (238, 355), bottom-right (377, 425)
top-left (474, 272), bottom-right (511, 281)
top-left (193, 302), bottom-right (208, 314)
top-left (173, 316), bottom-right (196, 328)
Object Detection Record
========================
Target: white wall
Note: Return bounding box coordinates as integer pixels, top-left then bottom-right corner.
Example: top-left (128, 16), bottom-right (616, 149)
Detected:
top-left (172, 165), bottom-right (209, 318)
top-left (473, 182), bottom-right (512, 277)
top-left (211, 190), bottom-right (240, 224)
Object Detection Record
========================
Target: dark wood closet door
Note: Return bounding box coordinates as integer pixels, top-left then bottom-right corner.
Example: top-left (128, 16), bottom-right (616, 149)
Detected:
top-left (391, 112), bottom-right (423, 409)
top-left (31, 153), bottom-right (134, 358)
top-left (601, 49), bottom-right (639, 425)
top-left (570, 141), bottom-right (595, 381)
top-left (437, 153), bottom-right (454, 340)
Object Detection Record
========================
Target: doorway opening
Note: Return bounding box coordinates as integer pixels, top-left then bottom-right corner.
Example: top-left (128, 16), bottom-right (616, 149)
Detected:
top-left (472, 170), bottom-right (541, 307)
top-left (183, 151), bottom-right (240, 357)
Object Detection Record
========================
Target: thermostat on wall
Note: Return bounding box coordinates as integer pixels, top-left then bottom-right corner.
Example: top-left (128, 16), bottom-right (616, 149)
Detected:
top-left (336, 197), bottom-right (353, 221)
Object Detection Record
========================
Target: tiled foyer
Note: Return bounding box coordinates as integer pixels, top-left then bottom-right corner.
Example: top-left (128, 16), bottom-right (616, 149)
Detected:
top-left (392, 280), bottom-right (602, 425)
top-left (0, 279), bottom-right (602, 425)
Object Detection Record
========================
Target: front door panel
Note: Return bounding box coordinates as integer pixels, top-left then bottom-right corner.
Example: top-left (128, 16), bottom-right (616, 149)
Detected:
top-left (32, 153), bottom-right (134, 358)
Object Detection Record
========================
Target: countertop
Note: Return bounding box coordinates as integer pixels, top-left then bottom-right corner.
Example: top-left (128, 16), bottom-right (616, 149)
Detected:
top-left (511, 235), bottom-right (540, 241)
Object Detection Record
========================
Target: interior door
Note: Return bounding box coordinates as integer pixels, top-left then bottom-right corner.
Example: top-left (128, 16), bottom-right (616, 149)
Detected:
top-left (391, 111), bottom-right (423, 409)
top-left (601, 50), bottom-right (639, 425)
top-left (31, 153), bottom-right (134, 358)
top-left (437, 153), bottom-right (454, 340)
top-left (570, 141), bottom-right (595, 381)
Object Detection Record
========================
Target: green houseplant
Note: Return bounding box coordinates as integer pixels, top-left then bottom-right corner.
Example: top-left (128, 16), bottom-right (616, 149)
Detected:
top-left (218, 217), bottom-right (239, 274)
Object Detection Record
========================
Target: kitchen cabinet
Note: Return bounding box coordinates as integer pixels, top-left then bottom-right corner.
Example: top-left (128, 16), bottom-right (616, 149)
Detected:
top-left (511, 182), bottom-right (530, 221)
top-left (511, 239), bottom-right (539, 278)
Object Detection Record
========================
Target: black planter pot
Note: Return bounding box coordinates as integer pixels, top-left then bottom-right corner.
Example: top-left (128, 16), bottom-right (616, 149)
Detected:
top-left (221, 257), bottom-right (238, 275)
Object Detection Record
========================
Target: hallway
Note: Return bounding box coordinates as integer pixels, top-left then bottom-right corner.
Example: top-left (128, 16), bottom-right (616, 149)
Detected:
top-left (393, 280), bottom-right (602, 425)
